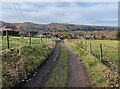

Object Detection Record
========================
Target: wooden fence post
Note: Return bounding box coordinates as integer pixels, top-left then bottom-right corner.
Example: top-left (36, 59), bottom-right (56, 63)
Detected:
top-left (44, 34), bottom-right (47, 43)
top-left (77, 38), bottom-right (79, 44)
top-left (29, 33), bottom-right (31, 46)
top-left (1, 31), bottom-right (3, 38)
top-left (41, 37), bottom-right (42, 43)
top-left (46, 37), bottom-right (48, 42)
top-left (81, 41), bottom-right (82, 45)
top-left (89, 43), bottom-right (92, 53)
top-left (85, 41), bottom-right (87, 50)
top-left (100, 44), bottom-right (103, 61)
top-left (6, 30), bottom-right (9, 49)
top-left (81, 41), bottom-right (83, 48)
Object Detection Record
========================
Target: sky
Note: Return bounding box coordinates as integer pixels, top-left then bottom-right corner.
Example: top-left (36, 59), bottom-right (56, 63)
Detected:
top-left (1, 1), bottom-right (119, 26)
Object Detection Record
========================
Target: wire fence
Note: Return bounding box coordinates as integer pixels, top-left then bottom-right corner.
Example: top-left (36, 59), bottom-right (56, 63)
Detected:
top-left (0, 34), bottom-right (55, 51)
top-left (74, 39), bottom-right (118, 73)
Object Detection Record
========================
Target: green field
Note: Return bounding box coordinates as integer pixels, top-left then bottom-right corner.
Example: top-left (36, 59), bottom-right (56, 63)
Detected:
top-left (69, 39), bottom-right (118, 72)
top-left (1, 36), bottom-right (55, 50)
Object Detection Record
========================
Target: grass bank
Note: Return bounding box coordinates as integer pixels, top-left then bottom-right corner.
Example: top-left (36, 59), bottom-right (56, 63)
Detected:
top-left (44, 44), bottom-right (69, 87)
top-left (64, 39), bottom-right (118, 87)
top-left (2, 42), bottom-right (55, 88)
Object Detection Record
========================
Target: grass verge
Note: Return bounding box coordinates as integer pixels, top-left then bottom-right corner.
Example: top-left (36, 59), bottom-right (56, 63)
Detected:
top-left (44, 44), bottom-right (69, 87)
top-left (2, 42), bottom-right (55, 88)
top-left (64, 39), bottom-right (118, 87)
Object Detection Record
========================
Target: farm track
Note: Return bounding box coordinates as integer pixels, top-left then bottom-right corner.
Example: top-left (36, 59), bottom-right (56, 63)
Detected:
top-left (17, 42), bottom-right (60, 88)
top-left (64, 45), bottom-right (91, 87)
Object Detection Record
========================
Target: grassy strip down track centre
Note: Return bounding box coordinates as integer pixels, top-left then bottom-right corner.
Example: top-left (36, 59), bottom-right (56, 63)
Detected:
top-left (64, 40), bottom-right (118, 87)
top-left (45, 44), bottom-right (69, 87)
top-left (2, 42), bottom-right (55, 88)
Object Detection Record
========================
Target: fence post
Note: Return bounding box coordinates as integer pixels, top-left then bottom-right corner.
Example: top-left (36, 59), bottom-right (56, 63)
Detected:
top-left (77, 38), bottom-right (79, 44)
top-left (81, 41), bottom-right (82, 45)
top-left (81, 41), bottom-right (83, 48)
top-left (100, 44), bottom-right (103, 61)
top-left (46, 36), bottom-right (47, 43)
top-left (29, 33), bottom-right (31, 46)
top-left (89, 43), bottom-right (92, 53)
top-left (6, 30), bottom-right (9, 49)
top-left (85, 41), bottom-right (87, 50)
top-left (1, 31), bottom-right (3, 38)
top-left (41, 37), bottom-right (42, 43)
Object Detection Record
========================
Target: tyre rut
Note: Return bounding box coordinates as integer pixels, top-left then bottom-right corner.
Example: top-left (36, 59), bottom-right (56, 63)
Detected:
top-left (64, 45), bottom-right (91, 87)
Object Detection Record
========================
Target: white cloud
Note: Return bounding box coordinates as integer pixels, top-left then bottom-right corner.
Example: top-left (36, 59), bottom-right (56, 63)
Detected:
top-left (1, 0), bottom-right (120, 2)
top-left (1, 2), bottom-right (118, 26)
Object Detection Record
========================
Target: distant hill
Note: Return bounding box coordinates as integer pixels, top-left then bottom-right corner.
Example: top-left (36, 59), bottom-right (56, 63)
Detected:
top-left (0, 21), bottom-right (118, 32)
top-left (47, 23), bottom-right (118, 32)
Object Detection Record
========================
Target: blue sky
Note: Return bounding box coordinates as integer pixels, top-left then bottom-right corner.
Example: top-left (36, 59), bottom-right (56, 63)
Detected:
top-left (1, 2), bottom-right (118, 26)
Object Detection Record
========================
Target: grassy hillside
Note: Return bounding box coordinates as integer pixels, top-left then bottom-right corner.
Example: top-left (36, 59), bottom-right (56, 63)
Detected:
top-left (1, 21), bottom-right (117, 32)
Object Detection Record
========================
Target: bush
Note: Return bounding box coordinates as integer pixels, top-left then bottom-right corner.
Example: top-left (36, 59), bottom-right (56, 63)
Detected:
top-left (2, 30), bottom-right (19, 36)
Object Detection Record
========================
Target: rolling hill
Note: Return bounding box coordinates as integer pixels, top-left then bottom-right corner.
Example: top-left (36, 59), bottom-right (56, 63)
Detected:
top-left (0, 21), bottom-right (118, 32)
